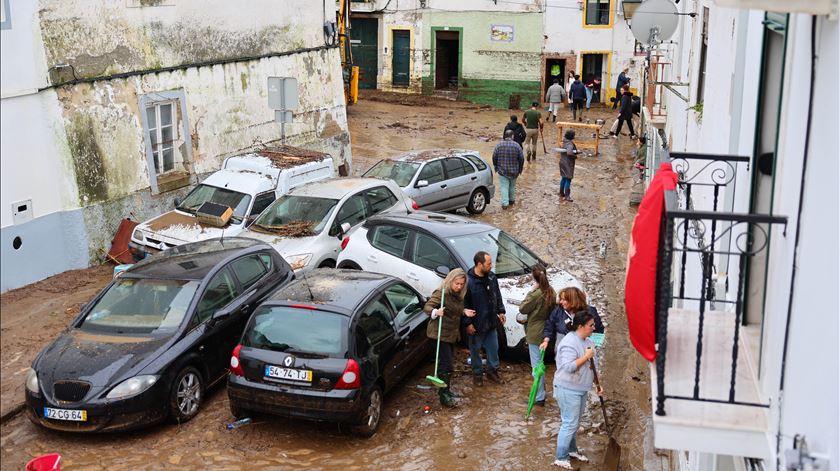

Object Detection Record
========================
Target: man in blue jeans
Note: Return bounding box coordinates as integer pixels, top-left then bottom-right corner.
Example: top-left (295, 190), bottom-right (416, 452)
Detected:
top-left (462, 251), bottom-right (507, 386)
top-left (492, 130), bottom-right (525, 209)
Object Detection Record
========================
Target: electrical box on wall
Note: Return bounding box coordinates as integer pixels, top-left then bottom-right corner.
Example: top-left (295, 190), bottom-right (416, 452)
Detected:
top-left (12, 199), bottom-right (32, 224)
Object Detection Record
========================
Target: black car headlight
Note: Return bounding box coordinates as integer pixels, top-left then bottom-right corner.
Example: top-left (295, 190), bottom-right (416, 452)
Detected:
top-left (25, 368), bottom-right (39, 395)
top-left (106, 375), bottom-right (159, 400)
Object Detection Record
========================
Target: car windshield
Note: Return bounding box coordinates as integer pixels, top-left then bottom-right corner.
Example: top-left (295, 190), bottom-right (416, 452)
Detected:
top-left (363, 160), bottom-right (421, 187)
top-left (447, 230), bottom-right (542, 278)
top-left (251, 195), bottom-right (339, 236)
top-left (177, 184), bottom-right (251, 223)
top-left (244, 306), bottom-right (347, 356)
top-left (79, 279), bottom-right (199, 334)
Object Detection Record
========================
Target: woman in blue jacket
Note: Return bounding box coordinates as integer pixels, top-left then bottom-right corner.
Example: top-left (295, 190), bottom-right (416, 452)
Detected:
top-left (540, 287), bottom-right (604, 351)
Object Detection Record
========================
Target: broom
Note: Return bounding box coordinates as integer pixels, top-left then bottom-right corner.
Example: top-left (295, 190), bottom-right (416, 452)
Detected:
top-left (426, 289), bottom-right (447, 388)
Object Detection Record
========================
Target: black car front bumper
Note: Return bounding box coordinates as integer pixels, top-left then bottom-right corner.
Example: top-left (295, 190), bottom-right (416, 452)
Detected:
top-left (228, 375), bottom-right (365, 423)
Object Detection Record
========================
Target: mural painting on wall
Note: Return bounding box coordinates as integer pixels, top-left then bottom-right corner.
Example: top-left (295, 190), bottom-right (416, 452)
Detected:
top-left (490, 24), bottom-right (514, 42)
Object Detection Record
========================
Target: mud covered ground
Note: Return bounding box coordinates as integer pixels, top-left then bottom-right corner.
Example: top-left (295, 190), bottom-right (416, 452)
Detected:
top-left (0, 91), bottom-right (659, 470)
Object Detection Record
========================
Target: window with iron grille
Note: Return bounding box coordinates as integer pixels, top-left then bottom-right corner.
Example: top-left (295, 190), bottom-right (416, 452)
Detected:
top-left (585, 0), bottom-right (611, 26)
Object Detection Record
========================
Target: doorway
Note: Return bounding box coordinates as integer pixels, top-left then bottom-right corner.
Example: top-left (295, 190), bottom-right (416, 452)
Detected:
top-left (392, 30), bottom-right (410, 87)
top-left (434, 30), bottom-right (459, 89)
top-left (544, 58), bottom-right (566, 91)
top-left (352, 18), bottom-right (379, 89)
top-left (581, 53), bottom-right (608, 103)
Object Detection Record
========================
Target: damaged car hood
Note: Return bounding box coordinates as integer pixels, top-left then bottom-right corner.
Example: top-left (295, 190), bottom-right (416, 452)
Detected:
top-left (136, 210), bottom-right (244, 246)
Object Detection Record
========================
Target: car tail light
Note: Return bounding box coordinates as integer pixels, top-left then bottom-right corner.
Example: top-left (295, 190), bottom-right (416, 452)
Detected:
top-left (340, 236), bottom-right (350, 251)
top-left (411, 200), bottom-right (419, 210)
top-left (230, 344), bottom-right (244, 376)
top-left (334, 359), bottom-right (361, 389)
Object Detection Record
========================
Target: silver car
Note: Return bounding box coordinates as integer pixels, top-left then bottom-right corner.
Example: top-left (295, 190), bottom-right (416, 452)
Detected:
top-left (363, 149), bottom-right (495, 214)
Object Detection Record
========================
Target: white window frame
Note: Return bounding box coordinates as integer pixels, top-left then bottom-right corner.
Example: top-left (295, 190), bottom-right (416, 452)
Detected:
top-left (146, 101), bottom-right (177, 175)
top-left (139, 90), bottom-right (193, 194)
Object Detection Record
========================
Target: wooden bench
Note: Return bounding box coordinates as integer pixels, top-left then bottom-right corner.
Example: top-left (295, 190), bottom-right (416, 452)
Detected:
top-left (555, 121), bottom-right (604, 155)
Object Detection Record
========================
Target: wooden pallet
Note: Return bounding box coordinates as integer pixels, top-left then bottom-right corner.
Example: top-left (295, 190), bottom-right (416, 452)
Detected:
top-left (555, 121), bottom-right (604, 155)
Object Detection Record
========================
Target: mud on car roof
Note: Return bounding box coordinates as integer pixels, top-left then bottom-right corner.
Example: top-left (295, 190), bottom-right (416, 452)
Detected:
top-left (363, 211), bottom-right (491, 238)
top-left (254, 145), bottom-right (331, 169)
top-left (264, 269), bottom-right (393, 314)
top-left (395, 148), bottom-right (477, 162)
top-left (125, 237), bottom-right (269, 280)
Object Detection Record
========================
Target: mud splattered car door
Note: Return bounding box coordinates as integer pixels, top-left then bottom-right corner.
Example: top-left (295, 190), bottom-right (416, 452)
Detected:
top-left (353, 296), bottom-right (400, 390)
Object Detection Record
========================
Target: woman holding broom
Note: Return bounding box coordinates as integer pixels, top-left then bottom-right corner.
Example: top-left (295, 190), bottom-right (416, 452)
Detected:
top-left (518, 265), bottom-right (556, 407)
top-left (423, 268), bottom-right (467, 408)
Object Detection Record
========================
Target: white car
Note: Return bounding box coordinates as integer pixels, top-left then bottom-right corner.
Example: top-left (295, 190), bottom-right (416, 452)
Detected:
top-left (130, 147), bottom-right (334, 256)
top-left (336, 211), bottom-right (581, 351)
top-left (241, 177), bottom-right (415, 272)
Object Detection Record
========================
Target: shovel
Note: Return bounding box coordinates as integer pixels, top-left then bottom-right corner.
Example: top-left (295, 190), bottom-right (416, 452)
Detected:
top-left (425, 290), bottom-right (447, 388)
top-left (540, 125), bottom-right (548, 155)
top-left (590, 358), bottom-right (621, 471)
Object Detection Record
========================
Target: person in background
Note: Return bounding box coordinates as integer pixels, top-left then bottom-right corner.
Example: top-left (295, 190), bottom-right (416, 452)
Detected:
top-left (585, 77), bottom-right (601, 111)
top-left (541, 287), bottom-right (605, 349)
top-left (559, 130), bottom-right (580, 202)
top-left (423, 268), bottom-right (467, 408)
top-left (634, 136), bottom-right (647, 167)
top-left (569, 75), bottom-right (587, 122)
top-left (517, 265), bottom-right (556, 407)
top-left (545, 79), bottom-right (567, 123)
top-left (463, 251), bottom-right (507, 386)
top-left (544, 311), bottom-right (603, 469)
top-left (612, 67), bottom-right (630, 109)
top-left (503, 115), bottom-right (527, 148)
top-left (565, 71), bottom-right (575, 106)
top-left (522, 101), bottom-right (543, 163)
top-left (492, 130), bottom-right (524, 209)
top-left (611, 85), bottom-right (637, 139)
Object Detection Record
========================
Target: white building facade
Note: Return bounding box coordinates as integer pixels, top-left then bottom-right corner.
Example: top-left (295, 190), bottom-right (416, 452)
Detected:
top-left (636, 0), bottom-right (838, 469)
top-left (0, 0), bottom-right (351, 292)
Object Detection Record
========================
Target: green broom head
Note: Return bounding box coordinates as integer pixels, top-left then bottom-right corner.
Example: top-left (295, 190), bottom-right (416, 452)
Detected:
top-left (425, 374), bottom-right (447, 388)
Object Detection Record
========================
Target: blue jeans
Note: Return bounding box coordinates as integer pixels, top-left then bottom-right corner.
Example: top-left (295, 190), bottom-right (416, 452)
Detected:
top-left (528, 344), bottom-right (546, 401)
top-left (498, 175), bottom-right (517, 207)
top-left (554, 386), bottom-right (587, 460)
top-left (560, 177), bottom-right (572, 196)
top-left (468, 328), bottom-right (500, 376)
top-left (585, 88), bottom-right (593, 109)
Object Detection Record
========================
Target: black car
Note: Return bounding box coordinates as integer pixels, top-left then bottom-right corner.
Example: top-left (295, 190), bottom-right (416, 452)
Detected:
top-left (228, 269), bottom-right (431, 437)
top-left (25, 238), bottom-right (293, 432)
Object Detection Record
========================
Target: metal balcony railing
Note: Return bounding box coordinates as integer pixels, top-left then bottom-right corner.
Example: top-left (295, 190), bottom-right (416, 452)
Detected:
top-left (653, 153), bottom-right (787, 417)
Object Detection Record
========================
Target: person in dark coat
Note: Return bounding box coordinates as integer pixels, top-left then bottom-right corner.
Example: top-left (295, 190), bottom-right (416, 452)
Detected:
top-left (423, 268), bottom-right (467, 407)
top-left (462, 251), bottom-right (506, 386)
top-left (559, 129), bottom-right (580, 202)
top-left (503, 115), bottom-right (527, 147)
top-left (612, 67), bottom-right (630, 109)
top-left (540, 286), bottom-right (605, 351)
top-left (611, 85), bottom-right (636, 138)
top-left (569, 75), bottom-right (587, 121)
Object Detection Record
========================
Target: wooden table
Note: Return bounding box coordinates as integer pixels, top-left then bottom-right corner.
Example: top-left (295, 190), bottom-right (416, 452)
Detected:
top-left (555, 121), bottom-right (604, 155)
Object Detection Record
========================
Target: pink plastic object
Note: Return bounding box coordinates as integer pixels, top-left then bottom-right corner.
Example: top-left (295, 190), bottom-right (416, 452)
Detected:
top-left (25, 453), bottom-right (61, 471)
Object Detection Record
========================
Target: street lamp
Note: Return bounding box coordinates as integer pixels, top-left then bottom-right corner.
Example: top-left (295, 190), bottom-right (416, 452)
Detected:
top-left (622, 0), bottom-right (643, 21)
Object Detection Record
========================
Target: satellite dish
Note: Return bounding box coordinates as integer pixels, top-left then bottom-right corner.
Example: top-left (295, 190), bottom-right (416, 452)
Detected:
top-left (631, 0), bottom-right (679, 45)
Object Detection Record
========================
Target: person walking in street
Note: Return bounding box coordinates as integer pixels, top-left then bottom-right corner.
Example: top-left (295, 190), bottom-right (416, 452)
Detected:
top-left (492, 130), bottom-right (524, 209)
top-left (612, 67), bottom-right (630, 109)
top-left (541, 287), bottom-right (605, 348)
top-left (611, 85), bottom-right (636, 139)
top-left (565, 71), bottom-right (575, 106)
top-left (423, 268), bottom-right (468, 408)
top-left (463, 251), bottom-right (506, 386)
top-left (518, 265), bottom-right (556, 407)
top-left (545, 79), bottom-right (567, 123)
top-left (543, 311), bottom-right (603, 469)
top-left (559, 129), bottom-right (579, 202)
top-left (569, 75), bottom-right (587, 121)
top-left (522, 101), bottom-right (543, 162)
top-left (504, 115), bottom-right (527, 148)
top-left (585, 77), bottom-right (601, 111)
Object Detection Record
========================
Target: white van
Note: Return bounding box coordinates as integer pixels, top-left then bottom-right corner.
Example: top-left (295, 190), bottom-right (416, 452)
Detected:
top-left (129, 146), bottom-right (334, 256)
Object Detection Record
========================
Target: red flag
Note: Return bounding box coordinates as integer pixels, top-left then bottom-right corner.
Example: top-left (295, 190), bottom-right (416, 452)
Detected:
top-left (625, 163), bottom-right (678, 361)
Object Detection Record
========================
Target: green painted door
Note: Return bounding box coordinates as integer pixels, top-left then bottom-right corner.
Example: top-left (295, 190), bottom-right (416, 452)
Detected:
top-left (392, 30), bottom-right (410, 87)
top-left (352, 18), bottom-right (378, 89)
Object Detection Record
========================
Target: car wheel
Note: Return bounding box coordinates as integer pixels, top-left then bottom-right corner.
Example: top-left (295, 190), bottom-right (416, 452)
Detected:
top-left (466, 189), bottom-right (489, 214)
top-left (169, 366), bottom-right (204, 424)
top-left (318, 259), bottom-right (336, 268)
top-left (338, 260), bottom-right (362, 270)
top-left (353, 385), bottom-right (383, 437)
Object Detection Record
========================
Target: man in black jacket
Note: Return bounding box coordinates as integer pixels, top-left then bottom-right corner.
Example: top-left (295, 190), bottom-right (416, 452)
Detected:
top-left (462, 251), bottom-right (507, 385)
top-left (503, 115), bottom-right (527, 147)
top-left (611, 85), bottom-right (636, 138)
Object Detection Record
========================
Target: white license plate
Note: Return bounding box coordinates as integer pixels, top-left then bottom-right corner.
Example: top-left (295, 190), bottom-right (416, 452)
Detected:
top-left (44, 407), bottom-right (87, 421)
top-left (265, 365), bottom-right (312, 382)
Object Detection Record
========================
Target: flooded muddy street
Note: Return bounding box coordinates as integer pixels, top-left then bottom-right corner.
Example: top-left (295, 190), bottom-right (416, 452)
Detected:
top-left (1, 92), bottom-right (656, 470)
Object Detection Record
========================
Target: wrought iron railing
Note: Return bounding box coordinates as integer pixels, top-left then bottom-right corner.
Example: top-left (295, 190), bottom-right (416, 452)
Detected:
top-left (653, 153), bottom-right (787, 417)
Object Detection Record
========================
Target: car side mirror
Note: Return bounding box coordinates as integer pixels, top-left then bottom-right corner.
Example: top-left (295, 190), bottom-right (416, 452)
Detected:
top-left (415, 179), bottom-right (429, 188)
top-left (434, 266), bottom-right (450, 278)
top-left (210, 307), bottom-right (233, 325)
top-left (337, 222), bottom-right (351, 239)
top-left (173, 198), bottom-right (181, 208)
